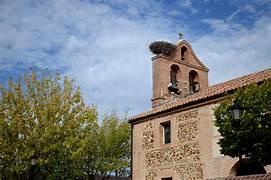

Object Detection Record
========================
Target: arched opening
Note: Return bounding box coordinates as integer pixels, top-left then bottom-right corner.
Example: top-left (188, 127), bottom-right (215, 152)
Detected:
top-left (168, 65), bottom-right (180, 95)
top-left (181, 46), bottom-right (188, 60)
top-left (231, 160), bottom-right (266, 176)
top-left (170, 65), bottom-right (179, 87)
top-left (189, 70), bottom-right (200, 94)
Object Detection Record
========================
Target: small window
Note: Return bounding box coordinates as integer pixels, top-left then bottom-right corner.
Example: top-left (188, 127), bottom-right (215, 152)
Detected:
top-left (162, 177), bottom-right (172, 180)
top-left (161, 122), bottom-right (171, 144)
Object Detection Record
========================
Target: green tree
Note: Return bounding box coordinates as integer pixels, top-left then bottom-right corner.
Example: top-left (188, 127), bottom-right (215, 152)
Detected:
top-left (214, 80), bottom-right (271, 170)
top-left (0, 72), bottom-right (97, 179)
top-left (81, 112), bottom-right (131, 180)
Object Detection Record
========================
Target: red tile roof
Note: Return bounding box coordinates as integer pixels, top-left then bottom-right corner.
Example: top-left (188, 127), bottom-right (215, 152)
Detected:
top-left (129, 68), bottom-right (271, 123)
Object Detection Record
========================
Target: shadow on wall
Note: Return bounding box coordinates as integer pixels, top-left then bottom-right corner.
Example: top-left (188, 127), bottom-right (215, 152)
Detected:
top-left (206, 173), bottom-right (271, 180)
top-left (230, 160), bottom-right (266, 176)
top-left (90, 176), bottom-right (130, 180)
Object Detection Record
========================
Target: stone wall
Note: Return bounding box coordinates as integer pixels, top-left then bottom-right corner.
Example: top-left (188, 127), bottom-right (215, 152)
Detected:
top-left (142, 123), bottom-right (154, 150)
top-left (133, 103), bottom-right (270, 179)
top-left (132, 103), bottom-right (234, 179)
top-left (142, 109), bottom-right (203, 180)
top-left (176, 109), bottom-right (198, 143)
top-left (132, 102), bottom-right (271, 180)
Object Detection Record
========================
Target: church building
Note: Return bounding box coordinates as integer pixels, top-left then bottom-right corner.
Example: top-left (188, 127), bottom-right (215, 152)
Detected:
top-left (128, 37), bottom-right (271, 180)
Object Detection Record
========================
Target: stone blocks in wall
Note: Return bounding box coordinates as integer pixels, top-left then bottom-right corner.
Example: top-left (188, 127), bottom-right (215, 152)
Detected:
top-left (142, 123), bottom-right (155, 150)
top-left (145, 142), bottom-right (201, 168)
top-left (176, 109), bottom-right (198, 122)
top-left (177, 109), bottom-right (198, 146)
top-left (177, 120), bottom-right (198, 143)
top-left (175, 162), bottom-right (203, 180)
top-left (143, 109), bottom-right (203, 180)
top-left (145, 142), bottom-right (203, 179)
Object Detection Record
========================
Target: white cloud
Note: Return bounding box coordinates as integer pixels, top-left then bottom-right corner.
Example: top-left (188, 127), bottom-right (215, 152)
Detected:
top-left (0, 0), bottom-right (175, 116)
top-left (202, 19), bottom-right (242, 33)
top-left (181, 0), bottom-right (198, 14)
top-left (227, 4), bottom-right (256, 22)
top-left (0, 0), bottom-right (270, 118)
top-left (193, 16), bottom-right (271, 84)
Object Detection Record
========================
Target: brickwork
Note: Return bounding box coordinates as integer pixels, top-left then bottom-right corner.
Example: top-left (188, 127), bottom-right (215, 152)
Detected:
top-left (151, 40), bottom-right (209, 107)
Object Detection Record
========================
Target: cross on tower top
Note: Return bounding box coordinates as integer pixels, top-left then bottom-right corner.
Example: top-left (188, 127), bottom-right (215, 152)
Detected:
top-left (178, 32), bottom-right (184, 39)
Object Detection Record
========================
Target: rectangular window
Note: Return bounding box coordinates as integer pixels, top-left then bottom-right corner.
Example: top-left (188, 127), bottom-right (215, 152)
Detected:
top-left (162, 121), bottom-right (171, 144)
top-left (162, 177), bottom-right (172, 180)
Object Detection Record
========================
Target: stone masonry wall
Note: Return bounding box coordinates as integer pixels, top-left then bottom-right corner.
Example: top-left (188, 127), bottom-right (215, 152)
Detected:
top-left (143, 109), bottom-right (203, 180)
top-left (133, 103), bottom-right (271, 180)
top-left (142, 123), bottom-right (154, 150)
top-left (133, 103), bottom-right (240, 179)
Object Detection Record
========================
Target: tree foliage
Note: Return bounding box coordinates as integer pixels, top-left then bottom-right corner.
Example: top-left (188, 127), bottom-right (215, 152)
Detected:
top-left (214, 80), bottom-right (271, 167)
top-left (0, 72), bottom-right (131, 179)
top-left (0, 72), bottom-right (97, 179)
top-left (81, 112), bottom-right (131, 179)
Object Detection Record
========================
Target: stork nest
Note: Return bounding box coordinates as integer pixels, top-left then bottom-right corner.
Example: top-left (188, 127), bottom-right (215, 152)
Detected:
top-left (149, 41), bottom-right (176, 56)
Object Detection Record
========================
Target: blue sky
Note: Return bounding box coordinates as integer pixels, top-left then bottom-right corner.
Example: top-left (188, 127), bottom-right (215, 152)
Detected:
top-left (0, 0), bottom-right (271, 117)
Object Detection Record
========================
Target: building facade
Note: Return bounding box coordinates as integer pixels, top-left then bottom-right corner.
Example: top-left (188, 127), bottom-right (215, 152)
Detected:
top-left (129, 39), bottom-right (271, 180)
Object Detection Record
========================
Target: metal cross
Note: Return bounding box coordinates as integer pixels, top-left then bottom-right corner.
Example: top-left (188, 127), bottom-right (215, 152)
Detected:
top-left (178, 32), bottom-right (184, 39)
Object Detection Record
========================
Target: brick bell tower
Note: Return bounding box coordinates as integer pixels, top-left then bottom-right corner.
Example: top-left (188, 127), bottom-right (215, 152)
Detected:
top-left (150, 34), bottom-right (209, 107)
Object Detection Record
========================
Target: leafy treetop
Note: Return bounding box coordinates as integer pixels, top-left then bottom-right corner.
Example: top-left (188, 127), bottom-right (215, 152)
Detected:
top-left (214, 79), bottom-right (271, 167)
top-left (0, 71), bottom-right (131, 179)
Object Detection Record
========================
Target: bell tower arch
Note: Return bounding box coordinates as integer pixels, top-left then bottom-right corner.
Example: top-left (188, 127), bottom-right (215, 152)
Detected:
top-left (149, 36), bottom-right (209, 107)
